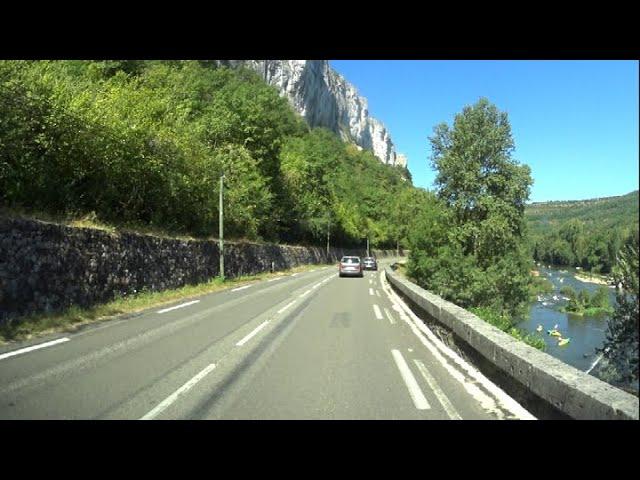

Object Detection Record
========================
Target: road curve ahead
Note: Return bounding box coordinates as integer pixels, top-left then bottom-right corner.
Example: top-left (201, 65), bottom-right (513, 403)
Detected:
top-left (0, 259), bottom-right (535, 420)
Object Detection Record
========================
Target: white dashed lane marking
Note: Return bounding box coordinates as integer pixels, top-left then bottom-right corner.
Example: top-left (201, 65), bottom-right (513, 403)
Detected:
top-left (391, 349), bottom-right (430, 410)
top-left (0, 337), bottom-right (70, 361)
top-left (158, 300), bottom-right (200, 314)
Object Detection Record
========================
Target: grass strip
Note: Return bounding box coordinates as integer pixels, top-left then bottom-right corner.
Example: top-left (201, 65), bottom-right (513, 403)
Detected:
top-left (0, 262), bottom-right (333, 344)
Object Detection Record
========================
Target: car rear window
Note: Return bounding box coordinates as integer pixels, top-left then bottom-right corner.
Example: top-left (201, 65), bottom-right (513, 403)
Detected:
top-left (341, 257), bottom-right (360, 264)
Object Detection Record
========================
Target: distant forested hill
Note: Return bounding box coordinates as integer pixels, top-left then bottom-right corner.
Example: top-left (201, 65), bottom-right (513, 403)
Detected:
top-left (526, 191), bottom-right (639, 273)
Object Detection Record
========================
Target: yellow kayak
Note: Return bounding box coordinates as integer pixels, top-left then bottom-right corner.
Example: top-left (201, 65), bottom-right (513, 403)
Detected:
top-left (558, 338), bottom-right (570, 346)
top-left (549, 330), bottom-right (562, 337)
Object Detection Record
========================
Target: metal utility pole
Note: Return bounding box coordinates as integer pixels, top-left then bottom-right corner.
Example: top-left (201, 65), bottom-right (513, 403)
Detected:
top-left (264, 60), bottom-right (268, 82)
top-left (367, 236), bottom-right (370, 257)
top-left (219, 174), bottom-right (225, 280)
top-left (326, 217), bottom-right (330, 256)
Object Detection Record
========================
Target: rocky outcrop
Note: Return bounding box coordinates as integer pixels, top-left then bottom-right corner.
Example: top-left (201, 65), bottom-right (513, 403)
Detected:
top-left (0, 216), bottom-right (400, 323)
top-left (213, 60), bottom-right (406, 169)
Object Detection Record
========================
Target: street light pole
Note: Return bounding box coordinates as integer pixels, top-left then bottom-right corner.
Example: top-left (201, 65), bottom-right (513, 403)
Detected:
top-left (219, 174), bottom-right (225, 280)
top-left (326, 216), bottom-right (330, 256)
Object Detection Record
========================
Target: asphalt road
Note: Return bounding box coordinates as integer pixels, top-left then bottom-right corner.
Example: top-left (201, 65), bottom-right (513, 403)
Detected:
top-left (0, 259), bottom-right (535, 420)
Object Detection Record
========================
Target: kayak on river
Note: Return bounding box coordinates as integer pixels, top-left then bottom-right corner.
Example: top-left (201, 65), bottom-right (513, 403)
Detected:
top-left (558, 338), bottom-right (570, 346)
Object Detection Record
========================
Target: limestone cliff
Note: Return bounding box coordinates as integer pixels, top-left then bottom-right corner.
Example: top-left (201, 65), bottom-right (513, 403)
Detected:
top-left (213, 60), bottom-right (407, 169)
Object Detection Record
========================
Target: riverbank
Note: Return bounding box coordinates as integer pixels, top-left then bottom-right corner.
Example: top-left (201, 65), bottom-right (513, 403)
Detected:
top-left (574, 273), bottom-right (611, 285)
top-left (559, 306), bottom-right (614, 316)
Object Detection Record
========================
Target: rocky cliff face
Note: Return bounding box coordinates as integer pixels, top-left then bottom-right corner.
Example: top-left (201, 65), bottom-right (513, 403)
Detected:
top-left (213, 60), bottom-right (406, 169)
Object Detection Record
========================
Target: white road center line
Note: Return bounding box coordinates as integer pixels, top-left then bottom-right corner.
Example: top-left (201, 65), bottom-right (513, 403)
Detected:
top-left (299, 289), bottom-right (312, 298)
top-left (373, 304), bottom-right (383, 320)
top-left (0, 337), bottom-right (70, 361)
top-left (140, 363), bottom-right (217, 420)
top-left (414, 359), bottom-right (462, 420)
top-left (157, 300), bottom-right (200, 314)
top-left (277, 300), bottom-right (296, 314)
top-left (267, 277), bottom-right (282, 282)
top-left (375, 290), bottom-right (380, 297)
top-left (236, 320), bottom-right (270, 347)
top-left (383, 307), bottom-right (396, 325)
top-left (369, 288), bottom-right (374, 296)
top-left (369, 279), bottom-right (372, 284)
top-left (231, 285), bottom-right (251, 292)
top-left (291, 273), bottom-right (298, 277)
top-left (391, 349), bottom-right (430, 410)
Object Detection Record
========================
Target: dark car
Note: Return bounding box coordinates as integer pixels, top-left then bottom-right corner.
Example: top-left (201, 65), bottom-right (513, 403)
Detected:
top-left (338, 256), bottom-right (363, 278)
top-left (363, 257), bottom-right (377, 271)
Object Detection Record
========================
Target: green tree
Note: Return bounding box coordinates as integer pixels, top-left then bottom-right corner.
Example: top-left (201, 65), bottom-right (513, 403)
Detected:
top-left (590, 286), bottom-right (610, 309)
top-left (600, 231), bottom-right (639, 383)
top-left (410, 98), bottom-right (533, 316)
top-left (390, 187), bottom-right (435, 254)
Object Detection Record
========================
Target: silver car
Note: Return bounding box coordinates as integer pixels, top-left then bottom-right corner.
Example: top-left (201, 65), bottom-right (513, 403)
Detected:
top-left (363, 257), bottom-right (377, 271)
top-left (338, 256), bottom-right (363, 278)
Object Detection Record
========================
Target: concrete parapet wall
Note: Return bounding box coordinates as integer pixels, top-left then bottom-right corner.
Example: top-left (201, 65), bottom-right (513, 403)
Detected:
top-left (385, 266), bottom-right (639, 420)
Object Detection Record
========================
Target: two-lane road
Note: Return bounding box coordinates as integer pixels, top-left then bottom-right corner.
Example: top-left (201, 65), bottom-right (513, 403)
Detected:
top-left (0, 259), bottom-right (535, 419)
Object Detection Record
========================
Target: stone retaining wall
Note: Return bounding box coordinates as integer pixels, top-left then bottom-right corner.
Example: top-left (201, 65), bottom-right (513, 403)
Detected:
top-left (0, 215), bottom-right (398, 323)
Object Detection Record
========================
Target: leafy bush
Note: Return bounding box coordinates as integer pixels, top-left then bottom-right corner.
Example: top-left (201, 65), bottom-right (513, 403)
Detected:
top-left (470, 306), bottom-right (545, 351)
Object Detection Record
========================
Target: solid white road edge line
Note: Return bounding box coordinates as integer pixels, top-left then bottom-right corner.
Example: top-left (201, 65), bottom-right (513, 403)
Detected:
top-left (414, 359), bottom-right (462, 420)
top-left (157, 300), bottom-right (200, 314)
top-left (381, 271), bottom-right (536, 420)
top-left (369, 288), bottom-right (374, 296)
top-left (140, 363), bottom-right (217, 420)
top-left (236, 320), bottom-right (270, 347)
top-left (373, 304), bottom-right (383, 320)
top-left (391, 349), bottom-right (430, 410)
top-left (0, 337), bottom-right (70, 361)
top-left (383, 307), bottom-right (396, 325)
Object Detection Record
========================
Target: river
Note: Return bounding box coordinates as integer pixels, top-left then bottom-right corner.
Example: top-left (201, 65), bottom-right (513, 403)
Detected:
top-left (517, 265), bottom-right (616, 373)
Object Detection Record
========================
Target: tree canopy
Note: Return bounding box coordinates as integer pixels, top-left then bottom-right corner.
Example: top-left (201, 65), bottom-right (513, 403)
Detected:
top-left (0, 60), bottom-right (426, 248)
top-left (408, 98), bottom-right (533, 317)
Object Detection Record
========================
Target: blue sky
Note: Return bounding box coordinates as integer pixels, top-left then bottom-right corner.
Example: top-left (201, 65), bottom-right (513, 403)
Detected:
top-left (329, 60), bottom-right (639, 203)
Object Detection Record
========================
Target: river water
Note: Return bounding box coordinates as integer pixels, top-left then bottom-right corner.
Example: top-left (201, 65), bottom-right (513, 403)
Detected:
top-left (517, 265), bottom-right (616, 373)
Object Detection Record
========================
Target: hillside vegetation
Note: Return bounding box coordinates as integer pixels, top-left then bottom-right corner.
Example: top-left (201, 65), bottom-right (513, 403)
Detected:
top-left (526, 191), bottom-right (639, 273)
top-left (0, 60), bottom-right (427, 248)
